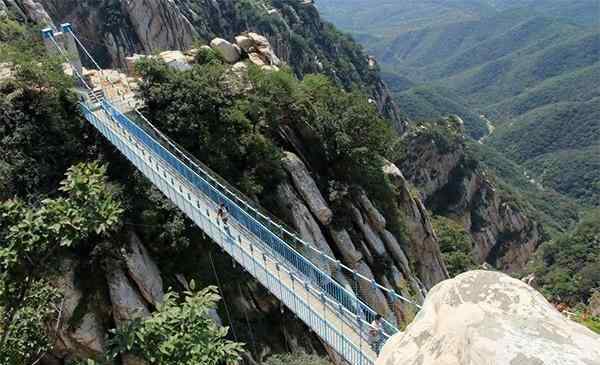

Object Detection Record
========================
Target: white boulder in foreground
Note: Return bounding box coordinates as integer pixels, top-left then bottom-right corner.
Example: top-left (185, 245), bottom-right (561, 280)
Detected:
top-left (377, 270), bottom-right (600, 365)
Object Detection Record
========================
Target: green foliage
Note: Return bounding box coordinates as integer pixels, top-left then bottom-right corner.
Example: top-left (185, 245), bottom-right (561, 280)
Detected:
top-left (107, 285), bottom-right (244, 365)
top-left (319, 3), bottom-right (600, 207)
top-left (0, 162), bottom-right (122, 273)
top-left (471, 141), bottom-right (580, 236)
top-left (194, 46), bottom-right (223, 65)
top-left (0, 18), bottom-right (85, 200)
top-left (135, 58), bottom-right (284, 199)
top-left (264, 353), bottom-right (332, 365)
top-left (135, 59), bottom-right (399, 214)
top-left (532, 210), bottom-right (600, 305)
top-left (293, 74), bottom-right (399, 191)
top-left (0, 162), bottom-right (122, 362)
top-left (575, 313), bottom-right (600, 334)
top-left (391, 85), bottom-right (488, 139)
top-left (431, 215), bottom-right (477, 276)
top-left (0, 280), bottom-right (60, 365)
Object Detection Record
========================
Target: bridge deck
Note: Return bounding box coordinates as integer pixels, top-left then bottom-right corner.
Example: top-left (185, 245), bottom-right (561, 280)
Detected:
top-left (84, 105), bottom-right (378, 365)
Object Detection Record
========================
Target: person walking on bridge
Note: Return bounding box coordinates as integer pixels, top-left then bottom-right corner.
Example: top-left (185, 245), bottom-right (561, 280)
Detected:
top-left (369, 314), bottom-right (384, 355)
top-left (217, 203), bottom-right (230, 235)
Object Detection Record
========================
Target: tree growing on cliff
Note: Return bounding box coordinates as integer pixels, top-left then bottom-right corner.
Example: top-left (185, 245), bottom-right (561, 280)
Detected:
top-left (106, 285), bottom-right (243, 365)
top-left (533, 210), bottom-right (600, 305)
top-left (0, 162), bottom-right (123, 364)
top-left (431, 215), bottom-right (477, 277)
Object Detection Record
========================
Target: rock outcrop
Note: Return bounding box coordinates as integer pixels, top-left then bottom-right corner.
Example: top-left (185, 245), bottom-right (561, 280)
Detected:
top-left (122, 0), bottom-right (196, 54)
top-left (398, 118), bottom-right (543, 272)
top-left (106, 262), bottom-right (150, 325)
top-left (50, 258), bottom-right (105, 361)
top-left (378, 270), bottom-right (600, 365)
top-left (383, 160), bottom-right (448, 289)
top-left (123, 231), bottom-right (164, 307)
top-left (282, 152), bottom-right (333, 226)
top-left (1, 0), bottom-right (51, 24)
top-left (210, 37), bottom-right (240, 63)
top-left (589, 291), bottom-right (600, 317)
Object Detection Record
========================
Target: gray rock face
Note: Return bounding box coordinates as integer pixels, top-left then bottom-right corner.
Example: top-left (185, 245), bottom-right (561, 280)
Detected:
top-left (282, 151), bottom-right (333, 225)
top-left (106, 262), bottom-right (150, 326)
top-left (51, 258), bottom-right (106, 360)
top-left (383, 160), bottom-right (449, 289)
top-left (275, 181), bottom-right (336, 272)
top-left (20, 0), bottom-right (52, 24)
top-left (378, 271), bottom-right (600, 365)
top-left (123, 231), bottom-right (164, 307)
top-left (589, 291), bottom-right (600, 317)
top-left (358, 190), bottom-right (386, 232)
top-left (398, 119), bottom-right (543, 273)
top-left (122, 0), bottom-right (196, 54)
top-left (351, 204), bottom-right (387, 257)
top-left (210, 37), bottom-right (240, 63)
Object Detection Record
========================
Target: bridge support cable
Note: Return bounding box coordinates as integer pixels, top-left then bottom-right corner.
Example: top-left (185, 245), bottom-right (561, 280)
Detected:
top-left (43, 26), bottom-right (426, 365)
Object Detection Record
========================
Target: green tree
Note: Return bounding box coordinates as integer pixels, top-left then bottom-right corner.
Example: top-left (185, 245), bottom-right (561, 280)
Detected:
top-left (432, 215), bottom-right (477, 277)
top-left (532, 210), bottom-right (600, 304)
top-left (107, 285), bottom-right (243, 365)
top-left (0, 279), bottom-right (60, 365)
top-left (0, 18), bottom-right (86, 200)
top-left (0, 162), bottom-right (123, 361)
top-left (135, 59), bottom-right (284, 199)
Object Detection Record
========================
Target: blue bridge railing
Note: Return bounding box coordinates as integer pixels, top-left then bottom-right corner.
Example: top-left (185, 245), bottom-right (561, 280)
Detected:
top-left (98, 100), bottom-right (400, 338)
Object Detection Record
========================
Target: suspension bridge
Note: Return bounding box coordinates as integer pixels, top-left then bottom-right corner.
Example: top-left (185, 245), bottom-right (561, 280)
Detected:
top-left (41, 24), bottom-right (421, 365)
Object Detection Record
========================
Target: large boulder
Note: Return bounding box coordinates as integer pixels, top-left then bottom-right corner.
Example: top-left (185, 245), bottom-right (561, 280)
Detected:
top-left (281, 151), bottom-right (333, 225)
top-left (377, 270), bottom-right (600, 365)
top-left (123, 231), bottom-right (164, 307)
top-left (106, 262), bottom-right (150, 326)
top-left (210, 38), bottom-right (240, 63)
top-left (247, 32), bottom-right (281, 66)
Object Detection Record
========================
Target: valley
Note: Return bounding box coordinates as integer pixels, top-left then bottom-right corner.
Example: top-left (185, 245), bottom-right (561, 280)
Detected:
top-left (319, 0), bottom-right (600, 209)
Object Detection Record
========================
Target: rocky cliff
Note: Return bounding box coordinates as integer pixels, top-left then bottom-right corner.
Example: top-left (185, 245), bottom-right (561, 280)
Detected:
top-left (377, 270), bottom-right (600, 365)
top-left (397, 117), bottom-right (543, 272)
top-left (2, 0), bottom-right (406, 132)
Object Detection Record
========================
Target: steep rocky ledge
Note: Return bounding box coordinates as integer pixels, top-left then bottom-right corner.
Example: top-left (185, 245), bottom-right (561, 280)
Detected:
top-left (398, 117), bottom-right (543, 272)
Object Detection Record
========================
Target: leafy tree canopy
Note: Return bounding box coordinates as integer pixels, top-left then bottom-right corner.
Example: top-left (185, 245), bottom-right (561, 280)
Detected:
top-left (532, 210), bottom-right (600, 305)
top-left (0, 162), bottom-right (122, 363)
top-left (431, 215), bottom-right (477, 277)
top-left (106, 285), bottom-right (243, 365)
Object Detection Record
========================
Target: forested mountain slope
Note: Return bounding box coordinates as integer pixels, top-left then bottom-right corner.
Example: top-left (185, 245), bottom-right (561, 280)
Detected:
top-left (318, 0), bottom-right (600, 207)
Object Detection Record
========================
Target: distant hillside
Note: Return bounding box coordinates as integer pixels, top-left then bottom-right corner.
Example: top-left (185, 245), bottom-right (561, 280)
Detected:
top-left (318, 1), bottom-right (600, 207)
top-left (393, 85), bottom-right (489, 139)
top-left (318, 0), bottom-right (598, 39)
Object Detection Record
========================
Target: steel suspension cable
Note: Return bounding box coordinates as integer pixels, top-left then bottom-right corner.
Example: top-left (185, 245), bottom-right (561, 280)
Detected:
top-left (208, 250), bottom-right (240, 343)
top-left (47, 34), bottom-right (92, 91)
